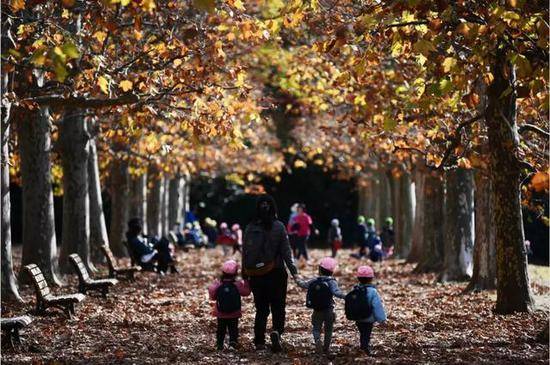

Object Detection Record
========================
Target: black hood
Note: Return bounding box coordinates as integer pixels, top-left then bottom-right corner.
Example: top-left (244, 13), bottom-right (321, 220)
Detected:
top-left (253, 194), bottom-right (278, 228)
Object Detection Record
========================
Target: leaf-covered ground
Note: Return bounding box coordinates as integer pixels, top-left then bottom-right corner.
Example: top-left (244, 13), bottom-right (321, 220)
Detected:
top-left (2, 248), bottom-right (549, 364)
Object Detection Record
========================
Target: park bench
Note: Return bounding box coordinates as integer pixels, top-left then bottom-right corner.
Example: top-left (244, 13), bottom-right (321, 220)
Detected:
top-left (100, 244), bottom-right (141, 280)
top-left (24, 264), bottom-right (85, 318)
top-left (1, 315), bottom-right (32, 349)
top-left (69, 254), bottom-right (118, 298)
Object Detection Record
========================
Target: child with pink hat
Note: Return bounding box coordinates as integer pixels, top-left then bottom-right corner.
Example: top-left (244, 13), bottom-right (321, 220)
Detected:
top-left (296, 257), bottom-right (346, 356)
top-left (207, 260), bottom-right (251, 350)
top-left (344, 265), bottom-right (387, 355)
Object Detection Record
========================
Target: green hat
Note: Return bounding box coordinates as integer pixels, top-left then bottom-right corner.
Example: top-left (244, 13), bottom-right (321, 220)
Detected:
top-left (385, 217), bottom-right (394, 225)
top-left (367, 218), bottom-right (375, 226)
top-left (357, 215), bottom-right (365, 224)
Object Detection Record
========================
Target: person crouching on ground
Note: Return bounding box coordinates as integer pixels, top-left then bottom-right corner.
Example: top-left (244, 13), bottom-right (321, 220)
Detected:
top-left (345, 265), bottom-right (387, 355)
top-left (208, 259), bottom-right (251, 350)
top-left (297, 257), bottom-right (345, 355)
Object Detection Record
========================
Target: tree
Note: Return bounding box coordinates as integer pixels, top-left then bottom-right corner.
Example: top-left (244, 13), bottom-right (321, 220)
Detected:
top-left (109, 159), bottom-right (130, 257)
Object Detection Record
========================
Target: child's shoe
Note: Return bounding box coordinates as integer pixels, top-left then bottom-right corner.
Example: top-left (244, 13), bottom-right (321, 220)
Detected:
top-left (229, 341), bottom-right (239, 350)
top-left (270, 331), bottom-right (283, 352)
top-left (314, 339), bottom-right (323, 354)
top-left (216, 342), bottom-right (224, 351)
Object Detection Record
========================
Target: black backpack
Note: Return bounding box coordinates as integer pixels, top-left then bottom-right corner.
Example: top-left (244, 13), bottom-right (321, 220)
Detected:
top-left (345, 285), bottom-right (373, 320)
top-left (216, 282), bottom-right (241, 313)
top-left (306, 277), bottom-right (333, 310)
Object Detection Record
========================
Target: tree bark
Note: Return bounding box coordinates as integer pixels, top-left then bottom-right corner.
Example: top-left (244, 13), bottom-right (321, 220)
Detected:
top-left (407, 166), bottom-right (425, 263)
top-left (18, 106), bottom-right (61, 285)
top-left (147, 165), bottom-right (163, 238)
top-left (161, 175), bottom-right (170, 236)
top-left (1, 108), bottom-right (22, 301)
top-left (129, 173), bottom-right (148, 232)
top-left (465, 171), bottom-right (496, 292)
top-left (168, 175), bottom-right (184, 229)
top-left (88, 123), bottom-right (109, 262)
top-left (439, 168), bottom-right (475, 282)
top-left (109, 159), bottom-right (129, 257)
top-left (486, 45), bottom-right (533, 313)
top-left (58, 110), bottom-right (92, 273)
top-left (414, 170), bottom-right (444, 273)
top-left (395, 169), bottom-right (414, 258)
top-left (376, 170), bottom-right (391, 228)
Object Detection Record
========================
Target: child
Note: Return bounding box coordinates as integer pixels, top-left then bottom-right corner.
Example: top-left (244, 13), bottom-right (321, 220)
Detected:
top-left (216, 222), bottom-right (236, 256)
top-left (297, 257), bottom-right (346, 355)
top-left (208, 260), bottom-right (251, 350)
top-left (327, 219), bottom-right (343, 258)
top-left (345, 266), bottom-right (386, 355)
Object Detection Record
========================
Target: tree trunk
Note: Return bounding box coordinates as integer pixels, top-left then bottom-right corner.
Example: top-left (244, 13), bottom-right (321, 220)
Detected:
top-left (395, 169), bottom-right (414, 258)
top-left (168, 175), bottom-right (184, 229)
top-left (439, 168), bottom-right (475, 282)
top-left (414, 170), bottom-right (444, 273)
top-left (109, 159), bottom-right (129, 257)
top-left (58, 110), bottom-right (92, 273)
top-left (88, 126), bottom-right (109, 262)
top-left (147, 166), bottom-right (163, 238)
top-left (182, 175), bottom-right (190, 219)
top-left (486, 46), bottom-right (533, 313)
top-left (1, 109), bottom-right (22, 301)
top-left (465, 171), bottom-right (496, 292)
top-left (407, 166), bottom-right (425, 263)
top-left (129, 173), bottom-right (148, 232)
top-left (18, 107), bottom-right (61, 285)
top-left (376, 170), bottom-right (391, 229)
top-left (161, 176), bottom-right (170, 235)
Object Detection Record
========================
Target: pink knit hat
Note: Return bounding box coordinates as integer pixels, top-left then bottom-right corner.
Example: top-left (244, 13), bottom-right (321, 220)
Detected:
top-left (319, 257), bottom-right (337, 273)
top-left (222, 260), bottom-right (238, 275)
top-left (357, 265), bottom-right (374, 278)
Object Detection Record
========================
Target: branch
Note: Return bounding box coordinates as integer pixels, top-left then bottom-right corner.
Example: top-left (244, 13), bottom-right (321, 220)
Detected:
top-left (518, 124), bottom-right (550, 139)
top-left (437, 114), bottom-right (483, 169)
top-left (24, 94), bottom-right (140, 109)
top-left (386, 20), bottom-right (429, 28)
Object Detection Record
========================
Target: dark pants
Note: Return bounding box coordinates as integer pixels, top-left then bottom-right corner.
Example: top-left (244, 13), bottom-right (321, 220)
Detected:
top-left (154, 239), bottom-right (175, 273)
top-left (217, 318), bottom-right (238, 347)
top-left (289, 234), bottom-right (297, 258)
top-left (249, 268), bottom-right (288, 345)
top-left (356, 322), bottom-right (374, 351)
top-left (295, 236), bottom-right (309, 260)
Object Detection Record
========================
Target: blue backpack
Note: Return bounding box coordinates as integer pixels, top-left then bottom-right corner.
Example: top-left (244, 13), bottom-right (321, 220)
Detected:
top-left (345, 285), bottom-right (373, 320)
top-left (306, 277), bottom-right (333, 310)
top-left (217, 282), bottom-right (241, 313)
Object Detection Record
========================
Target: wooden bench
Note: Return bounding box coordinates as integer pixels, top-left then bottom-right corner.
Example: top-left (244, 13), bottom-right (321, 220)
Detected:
top-left (24, 264), bottom-right (85, 318)
top-left (1, 316), bottom-right (32, 349)
top-left (100, 245), bottom-right (140, 281)
top-left (69, 254), bottom-right (118, 298)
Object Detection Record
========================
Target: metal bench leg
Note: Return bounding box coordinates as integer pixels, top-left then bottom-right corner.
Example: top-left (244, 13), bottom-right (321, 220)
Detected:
top-left (102, 288), bottom-right (108, 298)
top-left (13, 328), bottom-right (22, 346)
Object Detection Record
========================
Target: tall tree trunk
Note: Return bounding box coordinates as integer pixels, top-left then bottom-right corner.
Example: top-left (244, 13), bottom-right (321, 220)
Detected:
top-left (395, 168), bottom-right (414, 258)
top-left (18, 106), bottom-right (61, 285)
top-left (182, 175), bottom-right (190, 219)
top-left (465, 171), bottom-right (496, 292)
top-left (1, 107), bottom-right (22, 301)
top-left (88, 124), bottom-right (109, 262)
top-left (408, 166), bottom-right (425, 263)
top-left (109, 159), bottom-right (129, 257)
top-left (357, 183), bottom-right (366, 217)
top-left (129, 173), bottom-right (148, 232)
top-left (161, 175), bottom-right (170, 236)
top-left (376, 170), bottom-right (391, 229)
top-left (414, 170), bottom-right (444, 273)
top-left (486, 46), bottom-right (533, 313)
top-left (439, 168), bottom-right (475, 282)
top-left (58, 110), bottom-right (92, 273)
top-left (147, 166), bottom-right (163, 238)
top-left (168, 174), bottom-right (184, 229)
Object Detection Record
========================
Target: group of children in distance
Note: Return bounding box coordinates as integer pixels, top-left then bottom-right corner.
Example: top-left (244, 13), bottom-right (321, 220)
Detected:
top-left (208, 257), bottom-right (386, 356)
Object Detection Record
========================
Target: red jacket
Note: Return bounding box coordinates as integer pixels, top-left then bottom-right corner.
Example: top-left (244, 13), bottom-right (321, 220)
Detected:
top-left (208, 279), bottom-right (251, 318)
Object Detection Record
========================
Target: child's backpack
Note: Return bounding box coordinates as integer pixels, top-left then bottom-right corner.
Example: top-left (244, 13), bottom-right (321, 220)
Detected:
top-left (306, 277), bottom-right (333, 310)
top-left (345, 285), bottom-right (372, 320)
top-left (216, 282), bottom-right (241, 313)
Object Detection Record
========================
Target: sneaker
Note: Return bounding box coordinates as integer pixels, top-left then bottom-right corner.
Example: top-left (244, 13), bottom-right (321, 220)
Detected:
top-left (255, 343), bottom-right (266, 351)
top-left (229, 341), bottom-right (239, 350)
top-left (216, 343), bottom-right (224, 351)
top-left (315, 340), bottom-right (323, 354)
top-left (270, 331), bottom-right (282, 352)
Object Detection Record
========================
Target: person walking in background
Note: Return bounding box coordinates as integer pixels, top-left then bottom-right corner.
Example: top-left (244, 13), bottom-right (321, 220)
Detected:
top-left (204, 218), bottom-right (218, 248)
top-left (293, 204), bottom-right (313, 262)
top-left (287, 203), bottom-right (300, 257)
top-left (352, 216), bottom-right (369, 259)
top-left (242, 194), bottom-right (298, 352)
top-left (379, 217), bottom-right (395, 258)
top-left (231, 223), bottom-right (243, 254)
top-left (327, 219), bottom-right (343, 258)
top-left (217, 222), bottom-right (236, 256)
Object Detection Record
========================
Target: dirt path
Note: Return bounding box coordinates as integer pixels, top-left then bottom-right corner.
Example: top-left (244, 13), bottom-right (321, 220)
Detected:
top-left (2, 248), bottom-right (548, 364)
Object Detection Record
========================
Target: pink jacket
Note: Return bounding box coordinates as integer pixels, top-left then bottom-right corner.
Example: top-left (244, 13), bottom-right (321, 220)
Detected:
top-left (208, 279), bottom-right (251, 318)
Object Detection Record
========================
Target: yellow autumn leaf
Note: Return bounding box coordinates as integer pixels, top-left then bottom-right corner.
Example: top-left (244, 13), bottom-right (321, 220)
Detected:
top-left (233, 0), bottom-right (245, 10)
top-left (235, 71), bottom-right (247, 87)
top-left (119, 80), bottom-right (133, 92)
top-left (442, 57), bottom-right (457, 73)
top-left (98, 76), bottom-right (109, 94)
top-left (11, 0), bottom-right (25, 11)
top-left (93, 31), bottom-right (107, 43)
